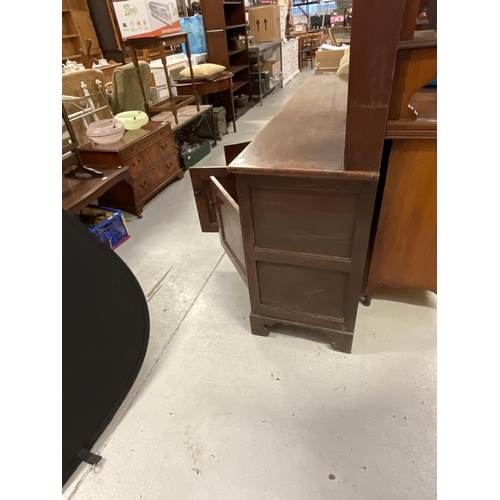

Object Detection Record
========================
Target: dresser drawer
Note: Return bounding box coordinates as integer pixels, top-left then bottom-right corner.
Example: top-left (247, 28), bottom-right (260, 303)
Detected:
top-left (126, 132), bottom-right (176, 177)
top-left (120, 122), bottom-right (173, 159)
top-left (134, 152), bottom-right (179, 200)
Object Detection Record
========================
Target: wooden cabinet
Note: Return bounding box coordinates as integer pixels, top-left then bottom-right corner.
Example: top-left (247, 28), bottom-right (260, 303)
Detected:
top-left (190, 77), bottom-right (378, 353)
top-left (78, 121), bottom-right (183, 216)
top-left (281, 38), bottom-right (299, 86)
top-left (363, 139), bottom-right (436, 304)
top-left (362, 7), bottom-right (437, 304)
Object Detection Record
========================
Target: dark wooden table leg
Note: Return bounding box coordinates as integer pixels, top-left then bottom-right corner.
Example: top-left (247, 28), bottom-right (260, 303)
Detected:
top-left (183, 37), bottom-right (200, 111)
top-left (127, 43), bottom-right (150, 116)
top-left (229, 86), bottom-right (237, 133)
top-left (209, 107), bottom-right (217, 146)
top-left (157, 42), bottom-right (178, 124)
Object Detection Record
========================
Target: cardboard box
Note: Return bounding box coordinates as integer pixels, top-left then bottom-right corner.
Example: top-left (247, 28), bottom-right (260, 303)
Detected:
top-left (315, 48), bottom-right (346, 69)
top-left (248, 5), bottom-right (281, 43)
top-left (113, 0), bottom-right (181, 40)
top-left (259, 59), bottom-right (281, 77)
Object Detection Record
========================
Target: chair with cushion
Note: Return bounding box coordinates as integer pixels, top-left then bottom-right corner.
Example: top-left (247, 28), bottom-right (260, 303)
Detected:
top-left (110, 61), bottom-right (152, 115)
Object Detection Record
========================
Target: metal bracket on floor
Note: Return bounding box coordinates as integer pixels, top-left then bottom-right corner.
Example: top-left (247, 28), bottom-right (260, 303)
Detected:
top-left (77, 447), bottom-right (102, 471)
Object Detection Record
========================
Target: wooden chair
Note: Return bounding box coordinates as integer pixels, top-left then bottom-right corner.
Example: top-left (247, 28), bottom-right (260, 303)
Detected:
top-left (328, 27), bottom-right (339, 47)
top-left (299, 33), bottom-right (315, 71)
top-left (299, 31), bottom-right (324, 71)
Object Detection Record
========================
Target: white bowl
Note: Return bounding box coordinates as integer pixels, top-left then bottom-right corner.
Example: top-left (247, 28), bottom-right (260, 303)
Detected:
top-left (86, 119), bottom-right (125, 145)
top-left (114, 111), bottom-right (149, 131)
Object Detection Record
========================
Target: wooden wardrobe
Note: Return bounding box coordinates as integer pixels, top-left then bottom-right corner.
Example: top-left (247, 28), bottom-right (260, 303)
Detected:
top-left (362, 3), bottom-right (437, 305)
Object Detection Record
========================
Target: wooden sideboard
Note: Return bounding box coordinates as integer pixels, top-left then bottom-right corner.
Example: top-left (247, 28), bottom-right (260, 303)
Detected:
top-left (188, 0), bottom-right (432, 352)
top-left (78, 121), bottom-right (183, 217)
top-left (190, 76), bottom-right (379, 353)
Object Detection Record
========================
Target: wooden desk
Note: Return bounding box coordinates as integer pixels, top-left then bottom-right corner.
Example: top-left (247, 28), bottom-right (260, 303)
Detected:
top-left (62, 166), bottom-right (131, 215)
top-left (190, 76), bottom-right (378, 353)
top-left (174, 72), bottom-right (237, 133)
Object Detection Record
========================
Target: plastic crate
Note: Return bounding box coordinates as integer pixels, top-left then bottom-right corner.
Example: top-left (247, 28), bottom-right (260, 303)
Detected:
top-left (81, 206), bottom-right (130, 250)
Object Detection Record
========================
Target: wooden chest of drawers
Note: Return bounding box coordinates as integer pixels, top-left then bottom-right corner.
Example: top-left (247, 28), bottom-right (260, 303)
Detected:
top-left (78, 121), bottom-right (183, 217)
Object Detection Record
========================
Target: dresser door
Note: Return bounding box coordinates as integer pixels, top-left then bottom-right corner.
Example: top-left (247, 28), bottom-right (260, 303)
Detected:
top-left (190, 166), bottom-right (237, 232)
top-left (189, 142), bottom-right (250, 232)
top-left (210, 176), bottom-right (247, 286)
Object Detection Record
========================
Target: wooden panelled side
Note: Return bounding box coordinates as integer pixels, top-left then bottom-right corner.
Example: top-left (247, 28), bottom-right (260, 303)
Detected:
top-left (237, 174), bottom-right (378, 348)
top-left (364, 139), bottom-right (437, 298)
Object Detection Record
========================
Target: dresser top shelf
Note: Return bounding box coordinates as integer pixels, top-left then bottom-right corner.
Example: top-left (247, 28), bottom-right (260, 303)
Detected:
top-left (228, 76), bottom-right (376, 179)
top-left (78, 121), bottom-right (171, 153)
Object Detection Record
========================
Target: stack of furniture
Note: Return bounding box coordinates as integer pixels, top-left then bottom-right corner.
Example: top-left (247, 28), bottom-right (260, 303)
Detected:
top-left (62, 0), bottom-right (103, 66)
top-left (187, 0), bottom-right (435, 353)
top-left (200, 0), bottom-right (253, 119)
top-left (124, 33), bottom-right (200, 125)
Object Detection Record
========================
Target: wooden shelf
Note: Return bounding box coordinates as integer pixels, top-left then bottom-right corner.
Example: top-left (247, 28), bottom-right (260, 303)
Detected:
top-left (230, 65), bottom-right (248, 74)
top-left (232, 80), bottom-right (248, 92)
top-left (398, 30), bottom-right (437, 50)
top-left (226, 24), bottom-right (246, 29)
top-left (62, 1), bottom-right (103, 65)
top-left (228, 48), bottom-right (246, 56)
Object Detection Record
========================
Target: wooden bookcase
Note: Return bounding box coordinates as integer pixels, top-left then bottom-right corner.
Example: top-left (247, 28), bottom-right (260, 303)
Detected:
top-left (62, 0), bottom-right (103, 65)
top-left (200, 0), bottom-right (253, 118)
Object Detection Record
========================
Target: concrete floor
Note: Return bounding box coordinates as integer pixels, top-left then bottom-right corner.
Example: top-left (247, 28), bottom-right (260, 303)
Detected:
top-left (63, 69), bottom-right (437, 500)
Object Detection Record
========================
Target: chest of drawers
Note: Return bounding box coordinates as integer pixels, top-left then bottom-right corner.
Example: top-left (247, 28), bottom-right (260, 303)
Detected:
top-left (282, 38), bottom-right (299, 86)
top-left (78, 121), bottom-right (183, 217)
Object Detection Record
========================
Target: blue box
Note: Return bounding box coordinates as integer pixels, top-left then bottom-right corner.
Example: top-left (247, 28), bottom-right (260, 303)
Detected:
top-left (179, 16), bottom-right (207, 55)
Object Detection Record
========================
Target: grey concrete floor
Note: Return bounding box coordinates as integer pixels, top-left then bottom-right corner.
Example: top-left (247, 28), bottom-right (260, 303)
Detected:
top-left (63, 69), bottom-right (437, 500)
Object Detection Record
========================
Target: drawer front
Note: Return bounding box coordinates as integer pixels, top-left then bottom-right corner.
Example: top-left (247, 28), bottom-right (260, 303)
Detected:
top-left (120, 124), bottom-right (174, 160)
top-left (283, 60), bottom-right (291, 77)
top-left (134, 152), bottom-right (179, 200)
top-left (126, 132), bottom-right (176, 178)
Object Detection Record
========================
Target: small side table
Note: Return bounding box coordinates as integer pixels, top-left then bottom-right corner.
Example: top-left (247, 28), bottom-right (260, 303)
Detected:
top-left (125, 32), bottom-right (200, 124)
top-left (174, 71), bottom-right (237, 133)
